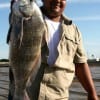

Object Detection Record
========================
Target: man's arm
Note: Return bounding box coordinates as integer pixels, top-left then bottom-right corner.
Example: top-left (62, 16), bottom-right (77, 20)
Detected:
top-left (75, 63), bottom-right (98, 100)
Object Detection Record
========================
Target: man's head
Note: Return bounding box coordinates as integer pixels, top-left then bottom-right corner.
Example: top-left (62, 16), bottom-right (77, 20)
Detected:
top-left (41, 0), bottom-right (66, 19)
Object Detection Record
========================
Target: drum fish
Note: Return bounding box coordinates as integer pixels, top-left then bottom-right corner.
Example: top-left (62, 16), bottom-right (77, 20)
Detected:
top-left (9, 0), bottom-right (45, 99)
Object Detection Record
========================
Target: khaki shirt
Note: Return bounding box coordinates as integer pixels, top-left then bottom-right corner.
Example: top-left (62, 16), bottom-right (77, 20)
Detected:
top-left (38, 15), bottom-right (88, 99)
top-left (41, 14), bottom-right (87, 72)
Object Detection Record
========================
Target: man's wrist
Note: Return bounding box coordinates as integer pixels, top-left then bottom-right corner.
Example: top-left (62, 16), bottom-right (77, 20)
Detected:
top-left (88, 93), bottom-right (99, 100)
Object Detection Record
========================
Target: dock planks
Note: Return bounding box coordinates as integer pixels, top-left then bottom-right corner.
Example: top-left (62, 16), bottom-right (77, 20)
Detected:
top-left (0, 63), bottom-right (100, 100)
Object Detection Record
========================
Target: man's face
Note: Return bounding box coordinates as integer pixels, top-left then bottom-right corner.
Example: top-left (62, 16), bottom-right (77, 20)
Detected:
top-left (42, 0), bottom-right (66, 18)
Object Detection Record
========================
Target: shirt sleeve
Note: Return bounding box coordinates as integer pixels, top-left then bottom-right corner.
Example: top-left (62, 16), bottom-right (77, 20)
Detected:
top-left (74, 26), bottom-right (87, 63)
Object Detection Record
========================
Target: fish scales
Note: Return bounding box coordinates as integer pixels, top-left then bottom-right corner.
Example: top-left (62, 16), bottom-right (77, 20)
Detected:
top-left (9, 0), bottom-right (45, 100)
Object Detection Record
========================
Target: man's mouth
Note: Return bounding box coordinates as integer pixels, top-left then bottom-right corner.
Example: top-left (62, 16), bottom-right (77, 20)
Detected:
top-left (52, 3), bottom-right (60, 9)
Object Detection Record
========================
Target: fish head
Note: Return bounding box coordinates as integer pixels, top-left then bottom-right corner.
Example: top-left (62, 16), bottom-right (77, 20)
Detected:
top-left (12, 0), bottom-right (37, 17)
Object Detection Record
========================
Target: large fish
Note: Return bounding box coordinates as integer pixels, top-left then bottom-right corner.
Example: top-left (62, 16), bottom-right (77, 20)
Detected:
top-left (9, 0), bottom-right (45, 100)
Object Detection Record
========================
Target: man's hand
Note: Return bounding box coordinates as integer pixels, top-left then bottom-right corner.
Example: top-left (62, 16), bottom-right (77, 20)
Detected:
top-left (88, 93), bottom-right (99, 100)
top-left (75, 63), bottom-right (99, 100)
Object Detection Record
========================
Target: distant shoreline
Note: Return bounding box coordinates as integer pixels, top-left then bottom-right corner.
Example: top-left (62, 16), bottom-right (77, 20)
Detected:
top-left (0, 62), bottom-right (9, 67)
top-left (0, 60), bottom-right (100, 67)
top-left (88, 60), bottom-right (100, 66)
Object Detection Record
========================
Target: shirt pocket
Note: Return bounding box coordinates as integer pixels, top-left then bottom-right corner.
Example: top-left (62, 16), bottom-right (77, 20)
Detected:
top-left (61, 33), bottom-right (79, 56)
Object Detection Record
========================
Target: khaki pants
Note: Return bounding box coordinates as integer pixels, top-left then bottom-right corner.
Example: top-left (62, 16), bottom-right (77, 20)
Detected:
top-left (38, 65), bottom-right (74, 100)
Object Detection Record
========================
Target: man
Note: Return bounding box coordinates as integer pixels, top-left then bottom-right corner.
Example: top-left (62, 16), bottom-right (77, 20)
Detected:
top-left (7, 0), bottom-right (98, 100)
top-left (34, 0), bottom-right (98, 99)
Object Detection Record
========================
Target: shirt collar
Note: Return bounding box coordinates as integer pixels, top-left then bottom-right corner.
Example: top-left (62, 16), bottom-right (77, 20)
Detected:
top-left (61, 14), bottom-right (72, 25)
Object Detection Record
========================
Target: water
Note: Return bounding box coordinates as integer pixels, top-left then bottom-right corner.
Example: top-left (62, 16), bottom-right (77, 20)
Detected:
top-left (69, 65), bottom-right (100, 100)
top-left (0, 65), bottom-right (100, 100)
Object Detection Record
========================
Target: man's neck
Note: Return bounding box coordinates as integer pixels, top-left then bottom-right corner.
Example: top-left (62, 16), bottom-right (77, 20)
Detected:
top-left (46, 15), bottom-right (62, 22)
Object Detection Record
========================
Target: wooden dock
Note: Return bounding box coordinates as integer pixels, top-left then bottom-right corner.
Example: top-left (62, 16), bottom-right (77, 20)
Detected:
top-left (0, 63), bottom-right (100, 100)
top-left (0, 64), bottom-right (9, 100)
